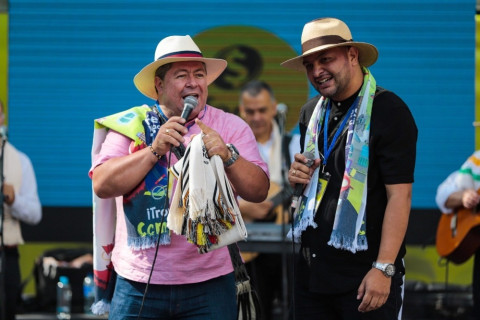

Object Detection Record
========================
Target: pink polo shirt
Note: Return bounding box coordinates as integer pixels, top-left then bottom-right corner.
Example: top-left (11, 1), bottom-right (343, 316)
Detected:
top-left (90, 105), bottom-right (268, 285)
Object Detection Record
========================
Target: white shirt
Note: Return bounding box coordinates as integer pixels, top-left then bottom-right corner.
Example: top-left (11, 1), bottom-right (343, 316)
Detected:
top-left (257, 121), bottom-right (300, 186)
top-left (435, 171), bottom-right (459, 214)
top-left (9, 150), bottom-right (42, 225)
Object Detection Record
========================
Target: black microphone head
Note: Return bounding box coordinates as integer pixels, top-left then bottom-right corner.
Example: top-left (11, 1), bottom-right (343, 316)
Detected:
top-left (303, 151), bottom-right (315, 167)
top-left (181, 96), bottom-right (198, 120)
top-left (184, 96), bottom-right (198, 109)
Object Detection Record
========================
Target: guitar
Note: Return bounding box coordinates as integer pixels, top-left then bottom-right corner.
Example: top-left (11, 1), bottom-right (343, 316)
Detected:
top-left (435, 206), bottom-right (480, 264)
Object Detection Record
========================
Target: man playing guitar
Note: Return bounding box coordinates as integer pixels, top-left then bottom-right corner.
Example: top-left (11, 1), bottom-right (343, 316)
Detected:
top-left (436, 150), bottom-right (480, 320)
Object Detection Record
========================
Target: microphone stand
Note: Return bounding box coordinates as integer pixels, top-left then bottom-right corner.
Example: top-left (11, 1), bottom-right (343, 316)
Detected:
top-left (277, 111), bottom-right (289, 320)
top-left (0, 139), bottom-right (6, 320)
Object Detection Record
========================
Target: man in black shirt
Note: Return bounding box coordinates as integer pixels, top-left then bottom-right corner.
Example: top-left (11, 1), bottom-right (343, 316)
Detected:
top-left (281, 17), bottom-right (417, 319)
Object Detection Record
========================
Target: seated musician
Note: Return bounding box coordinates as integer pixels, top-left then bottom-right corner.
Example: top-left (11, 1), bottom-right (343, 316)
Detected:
top-left (435, 150), bottom-right (480, 320)
top-left (237, 80), bottom-right (300, 320)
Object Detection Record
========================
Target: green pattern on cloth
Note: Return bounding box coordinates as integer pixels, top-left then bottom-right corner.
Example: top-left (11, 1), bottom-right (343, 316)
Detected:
top-left (95, 105), bottom-right (171, 249)
top-left (456, 151), bottom-right (480, 191)
top-left (90, 105), bottom-right (171, 314)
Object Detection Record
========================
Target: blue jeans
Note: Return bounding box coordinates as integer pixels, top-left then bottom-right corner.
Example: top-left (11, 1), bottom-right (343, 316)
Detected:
top-left (109, 273), bottom-right (237, 320)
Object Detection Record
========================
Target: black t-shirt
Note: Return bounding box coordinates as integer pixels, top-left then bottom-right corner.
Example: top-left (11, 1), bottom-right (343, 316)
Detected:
top-left (296, 87), bottom-right (418, 294)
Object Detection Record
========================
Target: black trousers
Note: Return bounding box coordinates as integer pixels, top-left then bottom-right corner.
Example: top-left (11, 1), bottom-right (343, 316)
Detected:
top-left (1, 247), bottom-right (20, 320)
top-left (291, 271), bottom-right (404, 320)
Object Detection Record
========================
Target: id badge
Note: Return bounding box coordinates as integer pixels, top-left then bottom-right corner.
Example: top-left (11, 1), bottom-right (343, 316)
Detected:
top-left (315, 171), bottom-right (331, 212)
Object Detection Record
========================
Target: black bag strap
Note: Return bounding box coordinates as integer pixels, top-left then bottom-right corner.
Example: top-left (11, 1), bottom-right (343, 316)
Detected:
top-left (228, 244), bottom-right (263, 320)
top-left (227, 244), bottom-right (250, 282)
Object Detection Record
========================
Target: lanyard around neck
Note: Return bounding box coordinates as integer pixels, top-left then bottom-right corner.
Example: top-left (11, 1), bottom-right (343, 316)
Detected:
top-left (322, 100), bottom-right (356, 166)
top-left (154, 103), bottom-right (169, 123)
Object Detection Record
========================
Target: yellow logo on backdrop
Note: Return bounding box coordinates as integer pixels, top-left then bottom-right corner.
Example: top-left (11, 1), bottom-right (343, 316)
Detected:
top-left (194, 25), bottom-right (309, 131)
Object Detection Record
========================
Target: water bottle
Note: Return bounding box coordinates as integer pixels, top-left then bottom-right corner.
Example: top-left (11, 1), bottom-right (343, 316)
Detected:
top-left (56, 275), bottom-right (72, 320)
top-left (83, 273), bottom-right (95, 314)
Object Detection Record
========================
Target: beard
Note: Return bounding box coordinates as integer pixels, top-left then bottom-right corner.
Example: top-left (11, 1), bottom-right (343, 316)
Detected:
top-left (314, 61), bottom-right (352, 100)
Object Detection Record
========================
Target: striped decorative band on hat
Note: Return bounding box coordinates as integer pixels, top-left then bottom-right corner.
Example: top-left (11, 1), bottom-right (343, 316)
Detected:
top-left (157, 51), bottom-right (204, 60)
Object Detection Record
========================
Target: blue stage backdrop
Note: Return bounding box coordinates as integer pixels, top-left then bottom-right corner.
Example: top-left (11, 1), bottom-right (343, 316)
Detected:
top-left (7, 0), bottom-right (475, 208)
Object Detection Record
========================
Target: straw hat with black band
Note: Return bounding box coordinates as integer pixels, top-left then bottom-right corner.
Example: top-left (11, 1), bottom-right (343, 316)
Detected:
top-left (281, 17), bottom-right (378, 71)
top-left (134, 35), bottom-right (227, 100)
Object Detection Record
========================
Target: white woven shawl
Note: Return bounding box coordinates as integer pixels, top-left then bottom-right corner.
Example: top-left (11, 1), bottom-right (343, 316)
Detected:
top-left (167, 134), bottom-right (246, 252)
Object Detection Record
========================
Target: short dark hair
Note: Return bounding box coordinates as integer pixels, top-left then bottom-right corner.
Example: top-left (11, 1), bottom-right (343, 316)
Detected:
top-left (153, 64), bottom-right (173, 98)
top-left (240, 80), bottom-right (273, 97)
top-left (155, 64), bottom-right (173, 81)
top-left (239, 80), bottom-right (275, 105)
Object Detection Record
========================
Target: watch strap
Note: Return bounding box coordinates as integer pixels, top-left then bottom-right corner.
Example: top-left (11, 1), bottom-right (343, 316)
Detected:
top-left (224, 144), bottom-right (239, 167)
top-left (372, 261), bottom-right (395, 277)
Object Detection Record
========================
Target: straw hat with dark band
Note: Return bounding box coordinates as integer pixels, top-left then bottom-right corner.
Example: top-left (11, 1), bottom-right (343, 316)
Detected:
top-left (281, 18), bottom-right (378, 71)
top-left (134, 35), bottom-right (227, 100)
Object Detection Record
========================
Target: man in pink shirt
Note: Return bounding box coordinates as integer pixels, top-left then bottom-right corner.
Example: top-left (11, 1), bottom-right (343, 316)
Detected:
top-left (89, 35), bottom-right (269, 319)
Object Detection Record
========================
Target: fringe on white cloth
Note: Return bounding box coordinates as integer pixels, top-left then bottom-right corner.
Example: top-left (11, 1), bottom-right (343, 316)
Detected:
top-left (168, 134), bottom-right (247, 253)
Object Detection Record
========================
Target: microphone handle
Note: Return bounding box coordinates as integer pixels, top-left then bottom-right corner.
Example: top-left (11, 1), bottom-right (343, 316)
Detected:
top-left (170, 106), bottom-right (193, 159)
top-left (290, 156), bottom-right (314, 209)
top-left (171, 144), bottom-right (185, 159)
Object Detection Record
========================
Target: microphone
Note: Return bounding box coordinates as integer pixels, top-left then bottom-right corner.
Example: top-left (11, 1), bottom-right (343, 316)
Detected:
top-left (180, 96), bottom-right (197, 120)
top-left (171, 96), bottom-right (198, 159)
top-left (276, 103), bottom-right (288, 117)
top-left (291, 151), bottom-right (315, 209)
top-left (276, 103), bottom-right (288, 135)
top-left (0, 126), bottom-right (7, 140)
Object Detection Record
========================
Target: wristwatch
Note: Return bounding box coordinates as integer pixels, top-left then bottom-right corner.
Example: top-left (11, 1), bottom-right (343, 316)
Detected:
top-left (372, 261), bottom-right (396, 278)
top-left (224, 143), bottom-right (240, 167)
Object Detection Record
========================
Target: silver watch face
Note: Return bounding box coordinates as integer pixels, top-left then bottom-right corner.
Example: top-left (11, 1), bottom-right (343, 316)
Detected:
top-left (385, 264), bottom-right (396, 277)
top-left (227, 143), bottom-right (239, 156)
top-left (224, 144), bottom-right (239, 167)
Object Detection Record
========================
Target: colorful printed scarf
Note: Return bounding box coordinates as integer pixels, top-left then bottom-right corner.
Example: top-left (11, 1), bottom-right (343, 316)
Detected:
top-left (90, 105), bottom-right (171, 314)
top-left (288, 68), bottom-right (376, 253)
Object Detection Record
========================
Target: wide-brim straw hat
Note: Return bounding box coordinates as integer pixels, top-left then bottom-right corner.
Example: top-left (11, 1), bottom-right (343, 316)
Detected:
top-left (134, 35), bottom-right (227, 100)
top-left (281, 18), bottom-right (378, 71)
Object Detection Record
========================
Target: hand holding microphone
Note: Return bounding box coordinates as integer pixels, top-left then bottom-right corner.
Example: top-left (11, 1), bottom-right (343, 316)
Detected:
top-left (290, 151), bottom-right (315, 209)
top-left (171, 96), bottom-right (198, 159)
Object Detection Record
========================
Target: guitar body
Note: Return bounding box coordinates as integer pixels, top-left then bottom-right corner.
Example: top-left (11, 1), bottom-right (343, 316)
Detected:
top-left (436, 208), bottom-right (480, 264)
